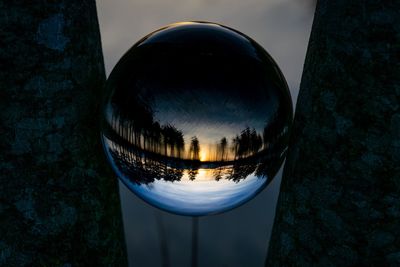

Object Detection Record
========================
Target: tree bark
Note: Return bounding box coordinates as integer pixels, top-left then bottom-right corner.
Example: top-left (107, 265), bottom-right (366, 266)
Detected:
top-left (0, 1), bottom-right (127, 266)
top-left (267, 1), bottom-right (400, 266)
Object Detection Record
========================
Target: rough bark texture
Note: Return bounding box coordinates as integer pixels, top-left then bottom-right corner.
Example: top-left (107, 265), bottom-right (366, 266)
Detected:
top-left (0, 1), bottom-right (127, 266)
top-left (267, 1), bottom-right (400, 266)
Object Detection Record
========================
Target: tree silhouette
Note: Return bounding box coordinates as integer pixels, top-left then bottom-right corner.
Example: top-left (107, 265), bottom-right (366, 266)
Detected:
top-left (238, 127), bottom-right (251, 158)
top-left (161, 125), bottom-right (173, 156)
top-left (175, 130), bottom-right (185, 158)
top-left (231, 127), bottom-right (263, 159)
top-left (250, 128), bottom-right (261, 153)
top-left (218, 137), bottom-right (228, 161)
top-left (160, 124), bottom-right (185, 157)
top-left (189, 136), bottom-right (200, 160)
top-left (148, 121), bottom-right (162, 153)
top-left (232, 136), bottom-right (240, 160)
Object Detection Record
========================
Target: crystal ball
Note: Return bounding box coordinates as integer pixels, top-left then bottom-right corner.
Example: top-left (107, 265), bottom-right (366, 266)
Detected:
top-left (101, 22), bottom-right (293, 216)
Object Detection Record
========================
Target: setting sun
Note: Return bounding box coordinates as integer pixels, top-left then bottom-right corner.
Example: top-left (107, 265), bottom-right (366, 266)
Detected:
top-left (199, 150), bottom-right (207, 162)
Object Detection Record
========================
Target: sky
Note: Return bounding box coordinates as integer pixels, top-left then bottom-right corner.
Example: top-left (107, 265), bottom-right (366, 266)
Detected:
top-left (96, 0), bottom-right (315, 266)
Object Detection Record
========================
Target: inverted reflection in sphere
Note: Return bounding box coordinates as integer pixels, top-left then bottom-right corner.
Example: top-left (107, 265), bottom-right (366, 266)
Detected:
top-left (101, 22), bottom-right (293, 216)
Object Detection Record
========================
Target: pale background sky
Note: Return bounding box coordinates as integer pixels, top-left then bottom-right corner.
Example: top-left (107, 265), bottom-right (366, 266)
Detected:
top-left (96, 0), bottom-right (315, 266)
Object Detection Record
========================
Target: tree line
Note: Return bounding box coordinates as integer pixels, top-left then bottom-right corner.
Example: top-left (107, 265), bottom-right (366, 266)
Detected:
top-left (108, 95), bottom-right (288, 162)
top-left (105, 133), bottom-right (287, 185)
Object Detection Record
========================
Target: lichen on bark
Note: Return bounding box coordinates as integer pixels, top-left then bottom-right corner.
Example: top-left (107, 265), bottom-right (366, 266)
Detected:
top-left (0, 1), bottom-right (127, 266)
top-left (267, 1), bottom-right (400, 266)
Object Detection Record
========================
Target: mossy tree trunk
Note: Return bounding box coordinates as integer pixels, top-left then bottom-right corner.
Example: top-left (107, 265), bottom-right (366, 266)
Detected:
top-left (0, 1), bottom-right (127, 266)
top-left (267, 1), bottom-right (400, 266)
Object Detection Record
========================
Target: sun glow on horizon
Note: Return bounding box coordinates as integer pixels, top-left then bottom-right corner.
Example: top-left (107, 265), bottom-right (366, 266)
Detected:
top-left (199, 150), bottom-right (207, 162)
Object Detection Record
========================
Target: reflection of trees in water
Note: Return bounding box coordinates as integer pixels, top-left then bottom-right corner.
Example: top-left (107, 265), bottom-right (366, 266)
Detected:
top-left (108, 98), bottom-right (289, 162)
top-left (188, 169), bottom-right (198, 181)
top-left (105, 131), bottom-right (287, 185)
top-left (211, 164), bottom-right (255, 183)
top-left (108, 101), bottom-right (290, 162)
top-left (109, 107), bottom-right (288, 163)
top-left (213, 166), bottom-right (224, 181)
top-left (106, 90), bottom-right (290, 184)
top-left (227, 163), bottom-right (258, 183)
top-left (108, 141), bottom-right (183, 185)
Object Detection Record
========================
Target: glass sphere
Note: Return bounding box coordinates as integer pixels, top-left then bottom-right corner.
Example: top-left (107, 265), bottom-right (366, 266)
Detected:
top-left (101, 22), bottom-right (293, 216)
